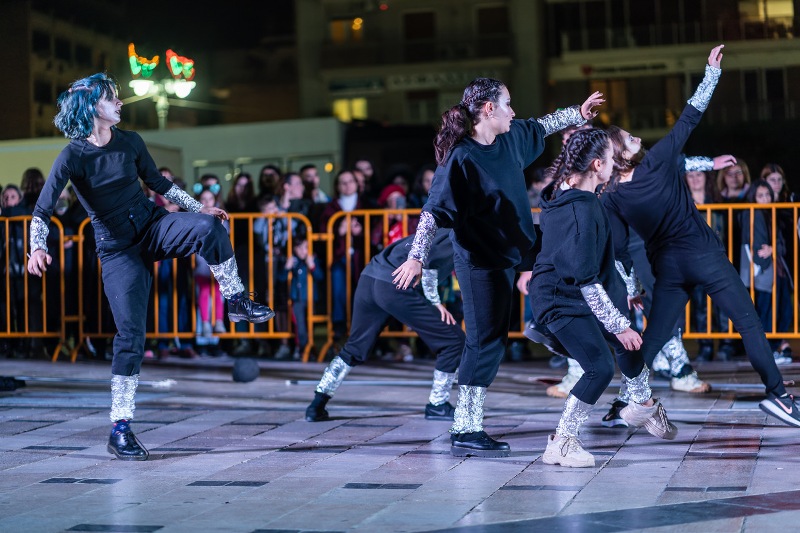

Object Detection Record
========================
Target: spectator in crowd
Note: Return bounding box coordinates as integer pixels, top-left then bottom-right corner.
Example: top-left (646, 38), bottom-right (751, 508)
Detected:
top-left (194, 186), bottom-right (228, 352)
top-left (277, 236), bottom-right (323, 360)
top-left (258, 164), bottom-right (282, 201)
top-left (0, 184), bottom-right (31, 358)
top-left (300, 164), bottom-right (330, 204)
top-left (717, 158), bottom-right (751, 200)
top-left (760, 163), bottom-right (795, 203)
top-left (20, 167), bottom-right (45, 211)
top-left (408, 163), bottom-right (436, 209)
top-left (739, 179), bottom-right (793, 364)
top-left (353, 158), bottom-right (378, 202)
top-left (375, 183), bottom-right (408, 247)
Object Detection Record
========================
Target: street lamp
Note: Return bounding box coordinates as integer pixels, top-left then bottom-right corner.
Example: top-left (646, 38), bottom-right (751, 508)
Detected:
top-left (127, 43), bottom-right (196, 130)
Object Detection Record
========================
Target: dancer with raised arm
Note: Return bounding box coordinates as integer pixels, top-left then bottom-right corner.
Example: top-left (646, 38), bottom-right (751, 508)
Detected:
top-left (393, 77), bottom-right (604, 457)
top-left (27, 73), bottom-right (275, 461)
top-left (602, 45), bottom-right (800, 428)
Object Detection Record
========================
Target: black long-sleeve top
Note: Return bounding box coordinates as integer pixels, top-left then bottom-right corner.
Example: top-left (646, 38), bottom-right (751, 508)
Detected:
top-left (422, 119), bottom-right (546, 270)
top-left (531, 186), bottom-right (627, 332)
top-left (602, 105), bottom-right (725, 264)
top-left (33, 129), bottom-right (173, 225)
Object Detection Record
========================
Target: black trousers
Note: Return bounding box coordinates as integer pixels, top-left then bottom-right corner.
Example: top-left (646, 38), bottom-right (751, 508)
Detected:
top-left (337, 275), bottom-right (463, 372)
top-left (454, 254), bottom-right (515, 387)
top-left (550, 314), bottom-right (645, 405)
top-left (96, 201), bottom-right (234, 376)
top-left (645, 249), bottom-right (785, 396)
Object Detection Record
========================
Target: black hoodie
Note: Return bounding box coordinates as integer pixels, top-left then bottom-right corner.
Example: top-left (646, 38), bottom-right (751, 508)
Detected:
top-left (530, 183), bottom-right (627, 332)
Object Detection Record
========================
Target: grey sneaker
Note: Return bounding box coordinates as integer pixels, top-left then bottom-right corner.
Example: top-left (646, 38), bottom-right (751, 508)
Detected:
top-left (542, 434), bottom-right (594, 468)
top-left (620, 399), bottom-right (678, 440)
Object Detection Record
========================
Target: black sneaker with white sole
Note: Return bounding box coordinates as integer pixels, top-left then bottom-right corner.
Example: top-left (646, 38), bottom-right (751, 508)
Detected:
top-left (759, 392), bottom-right (800, 428)
top-left (424, 401), bottom-right (455, 420)
top-left (601, 400), bottom-right (629, 428)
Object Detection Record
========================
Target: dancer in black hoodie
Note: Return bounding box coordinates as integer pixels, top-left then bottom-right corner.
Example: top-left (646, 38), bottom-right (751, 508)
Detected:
top-left (531, 128), bottom-right (677, 468)
top-left (602, 44), bottom-right (800, 428)
top-left (392, 77), bottom-right (604, 457)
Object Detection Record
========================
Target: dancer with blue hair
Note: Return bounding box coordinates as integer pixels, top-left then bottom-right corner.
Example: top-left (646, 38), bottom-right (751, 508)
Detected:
top-left (27, 73), bottom-right (275, 461)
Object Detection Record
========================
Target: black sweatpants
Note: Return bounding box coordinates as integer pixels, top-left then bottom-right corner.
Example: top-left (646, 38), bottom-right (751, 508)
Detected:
top-left (453, 254), bottom-right (516, 387)
top-left (96, 200), bottom-right (234, 376)
top-left (644, 249), bottom-right (785, 396)
top-left (337, 275), bottom-right (464, 372)
top-left (549, 315), bottom-right (645, 405)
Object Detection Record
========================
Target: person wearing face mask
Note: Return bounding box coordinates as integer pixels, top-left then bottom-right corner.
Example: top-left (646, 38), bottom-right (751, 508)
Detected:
top-left (392, 76), bottom-right (603, 457)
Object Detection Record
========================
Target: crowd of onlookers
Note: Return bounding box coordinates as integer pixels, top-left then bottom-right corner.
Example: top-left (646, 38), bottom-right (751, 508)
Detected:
top-left (0, 151), bottom-right (797, 365)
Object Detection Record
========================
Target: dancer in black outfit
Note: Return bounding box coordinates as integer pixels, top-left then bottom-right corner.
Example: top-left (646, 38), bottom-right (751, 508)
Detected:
top-left (305, 229), bottom-right (464, 422)
top-left (27, 73), bottom-right (275, 461)
top-left (532, 129), bottom-right (677, 467)
top-left (602, 45), bottom-right (800, 428)
top-left (393, 77), bottom-right (604, 457)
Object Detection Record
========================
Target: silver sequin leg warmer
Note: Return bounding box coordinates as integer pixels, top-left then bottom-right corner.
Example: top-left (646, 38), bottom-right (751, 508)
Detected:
top-left (315, 356), bottom-right (352, 397)
top-left (429, 369), bottom-right (456, 405)
top-left (208, 255), bottom-right (245, 299)
top-left (450, 385), bottom-right (486, 434)
top-left (623, 365), bottom-right (652, 405)
top-left (617, 375), bottom-right (631, 403)
top-left (556, 394), bottom-right (593, 438)
top-left (110, 374), bottom-right (138, 422)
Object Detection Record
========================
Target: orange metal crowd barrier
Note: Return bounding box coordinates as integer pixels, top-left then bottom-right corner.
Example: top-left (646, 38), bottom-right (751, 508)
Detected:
top-left (2, 205), bottom-right (799, 364)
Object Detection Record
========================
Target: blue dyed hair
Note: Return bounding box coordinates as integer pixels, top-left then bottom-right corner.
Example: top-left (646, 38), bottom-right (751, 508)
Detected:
top-left (53, 73), bottom-right (119, 139)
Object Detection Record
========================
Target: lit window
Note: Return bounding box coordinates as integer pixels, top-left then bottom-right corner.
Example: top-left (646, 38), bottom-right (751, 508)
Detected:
top-left (332, 98), bottom-right (368, 122)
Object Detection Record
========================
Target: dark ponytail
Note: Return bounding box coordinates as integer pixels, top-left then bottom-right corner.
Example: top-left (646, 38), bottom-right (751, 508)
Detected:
top-left (434, 78), bottom-right (505, 165)
top-left (547, 128), bottom-right (609, 199)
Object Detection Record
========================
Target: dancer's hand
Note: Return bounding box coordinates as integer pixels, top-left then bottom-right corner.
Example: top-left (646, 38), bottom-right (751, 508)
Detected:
top-left (580, 91), bottom-right (605, 120)
top-left (27, 249), bottom-right (52, 277)
top-left (712, 154), bottom-right (737, 170)
top-left (708, 44), bottom-right (724, 68)
top-left (201, 206), bottom-right (229, 221)
top-left (435, 303), bottom-right (457, 325)
top-left (616, 327), bottom-right (642, 351)
top-left (392, 258), bottom-right (422, 289)
top-left (627, 295), bottom-right (644, 311)
top-left (516, 271), bottom-right (532, 295)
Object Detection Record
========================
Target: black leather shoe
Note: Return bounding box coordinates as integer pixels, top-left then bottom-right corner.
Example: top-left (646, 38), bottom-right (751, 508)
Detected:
top-left (107, 429), bottom-right (149, 461)
top-left (228, 294), bottom-right (275, 323)
top-left (450, 431), bottom-right (510, 457)
top-left (523, 320), bottom-right (569, 358)
top-left (305, 392), bottom-right (331, 422)
top-left (424, 401), bottom-right (455, 420)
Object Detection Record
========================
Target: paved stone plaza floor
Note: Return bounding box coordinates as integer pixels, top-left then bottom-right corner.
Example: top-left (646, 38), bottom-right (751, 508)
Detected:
top-left (2, 355), bottom-right (800, 532)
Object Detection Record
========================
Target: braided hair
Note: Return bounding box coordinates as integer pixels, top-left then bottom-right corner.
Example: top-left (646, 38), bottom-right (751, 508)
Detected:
top-left (547, 128), bottom-right (609, 199)
top-left (434, 78), bottom-right (505, 165)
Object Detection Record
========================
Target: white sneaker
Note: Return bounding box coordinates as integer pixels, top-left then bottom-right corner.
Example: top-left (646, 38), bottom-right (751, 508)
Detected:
top-left (201, 321), bottom-right (212, 337)
top-left (671, 371), bottom-right (711, 393)
top-left (542, 434), bottom-right (594, 468)
top-left (620, 399), bottom-right (678, 440)
top-left (546, 359), bottom-right (584, 398)
top-left (773, 351), bottom-right (792, 365)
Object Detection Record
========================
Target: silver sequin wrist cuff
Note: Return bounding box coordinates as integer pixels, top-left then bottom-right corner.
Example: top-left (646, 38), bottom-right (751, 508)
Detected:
top-left (687, 65), bottom-right (721, 112)
top-left (536, 105), bottom-right (585, 137)
top-left (408, 211), bottom-right (437, 264)
top-left (580, 283), bottom-right (630, 334)
top-left (164, 184), bottom-right (203, 213)
top-left (30, 216), bottom-right (49, 254)
top-left (685, 156), bottom-right (714, 172)
top-left (614, 261), bottom-right (641, 298)
top-left (421, 269), bottom-right (440, 304)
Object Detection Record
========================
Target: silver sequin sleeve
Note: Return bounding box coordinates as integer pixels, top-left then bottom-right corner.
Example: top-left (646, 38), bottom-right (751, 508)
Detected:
top-left (687, 65), bottom-right (721, 112)
top-left (614, 260), bottom-right (642, 298)
top-left (580, 283), bottom-right (631, 334)
top-left (408, 211), bottom-right (438, 264)
top-left (685, 156), bottom-right (714, 172)
top-left (421, 268), bottom-right (440, 305)
top-left (29, 216), bottom-right (49, 254)
top-left (535, 105), bottom-right (586, 137)
top-left (163, 184), bottom-right (203, 213)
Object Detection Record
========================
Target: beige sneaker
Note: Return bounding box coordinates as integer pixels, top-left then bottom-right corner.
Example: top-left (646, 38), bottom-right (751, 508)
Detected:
top-left (546, 360), bottom-right (584, 398)
top-left (620, 399), bottom-right (678, 440)
top-left (671, 371), bottom-right (711, 394)
top-left (542, 434), bottom-right (594, 468)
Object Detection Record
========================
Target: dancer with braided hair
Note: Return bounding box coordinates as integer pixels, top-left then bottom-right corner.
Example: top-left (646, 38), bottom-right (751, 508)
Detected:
top-left (531, 129), bottom-right (676, 468)
top-left (392, 77), bottom-right (604, 457)
top-left (27, 73), bottom-right (275, 461)
top-left (602, 45), bottom-right (800, 428)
